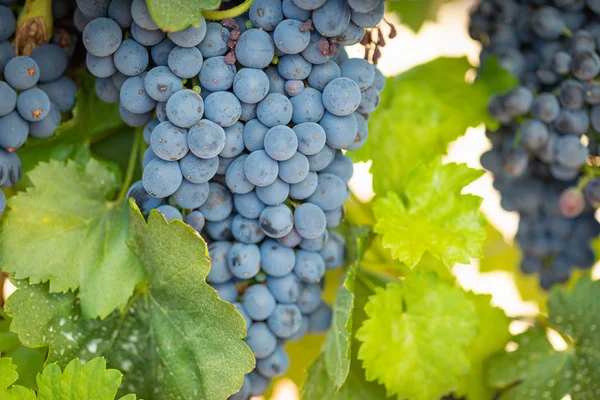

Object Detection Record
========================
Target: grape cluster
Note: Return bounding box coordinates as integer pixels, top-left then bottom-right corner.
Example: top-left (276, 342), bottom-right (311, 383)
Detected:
top-left (74, 0), bottom-right (390, 397)
top-left (471, 1), bottom-right (600, 288)
top-left (0, 3), bottom-right (77, 216)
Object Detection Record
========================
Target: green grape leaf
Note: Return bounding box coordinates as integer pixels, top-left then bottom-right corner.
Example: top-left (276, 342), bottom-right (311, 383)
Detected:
top-left (17, 74), bottom-right (126, 187)
top-left (5, 202), bottom-right (254, 400)
top-left (356, 271), bottom-right (479, 400)
top-left (147, 0), bottom-right (220, 33)
top-left (0, 160), bottom-right (145, 319)
top-left (302, 270), bottom-right (390, 400)
top-left (372, 158), bottom-right (486, 268)
top-left (349, 56), bottom-right (516, 195)
top-left (322, 225), bottom-right (372, 389)
top-left (0, 357), bottom-right (19, 390)
top-left (489, 277), bottom-right (600, 399)
top-left (386, 0), bottom-right (455, 33)
top-left (0, 356), bottom-right (135, 400)
top-left (456, 293), bottom-right (511, 400)
top-left (0, 309), bottom-right (45, 389)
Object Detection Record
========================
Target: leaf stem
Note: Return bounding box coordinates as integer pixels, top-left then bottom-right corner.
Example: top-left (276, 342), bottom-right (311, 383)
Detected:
top-left (203, 0), bottom-right (254, 20)
top-left (116, 128), bottom-right (143, 203)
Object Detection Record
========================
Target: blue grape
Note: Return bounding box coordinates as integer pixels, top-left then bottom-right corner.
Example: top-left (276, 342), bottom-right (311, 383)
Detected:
top-left (299, 230), bottom-right (328, 251)
top-left (155, 204), bottom-right (183, 222)
top-left (265, 66), bottom-right (285, 95)
top-left (217, 156), bottom-right (236, 175)
top-left (520, 120), bottom-right (549, 151)
top-left (0, 148), bottom-right (20, 187)
top-left (273, 19), bottom-right (311, 55)
top-left (188, 119), bottom-right (226, 159)
top-left (372, 67), bottom-right (385, 91)
top-left (131, 0), bottom-right (158, 30)
top-left (250, 0), bottom-right (283, 31)
top-left (267, 304), bottom-right (302, 338)
top-left (243, 284), bottom-right (277, 321)
top-left (232, 214), bottom-right (266, 244)
top-left (142, 119), bottom-right (159, 144)
top-left (95, 77), bottom-right (120, 103)
top-left (248, 372), bottom-right (271, 397)
top-left (324, 206), bottom-right (344, 228)
top-left (294, 203), bottom-right (326, 239)
top-left (320, 231), bottom-right (346, 269)
top-left (165, 89), bottom-right (204, 128)
top-left (260, 239), bottom-right (295, 276)
top-left (336, 22), bottom-right (364, 46)
top-left (284, 80), bottom-right (304, 97)
top-left (530, 92), bottom-right (560, 124)
top-left (245, 322), bottom-right (277, 358)
top-left (30, 44), bottom-right (68, 83)
top-left (119, 105), bottom-right (153, 127)
top-left (199, 182), bottom-right (233, 221)
top-left (531, 6), bottom-right (565, 40)
top-left (289, 171), bottom-right (318, 200)
top-left (111, 71), bottom-right (128, 90)
top-left (293, 122), bottom-right (326, 156)
top-left (127, 180), bottom-right (163, 216)
top-left (150, 121), bottom-right (188, 161)
top-left (307, 145), bottom-right (335, 171)
top-left (205, 215), bottom-right (234, 240)
top-left (226, 154), bottom-right (255, 194)
top-left (130, 21), bottom-right (165, 46)
top-left (73, 7), bottom-right (94, 31)
top-left (185, 210), bottom-right (206, 232)
top-left (307, 61), bottom-right (341, 91)
top-left (307, 173), bottom-right (348, 210)
top-left (348, 0), bottom-right (382, 13)
top-left (282, 0), bottom-right (311, 20)
top-left (341, 58), bottom-right (375, 91)
top-left (0, 5), bottom-right (15, 42)
top-left (288, 315), bottom-right (309, 342)
top-left (0, 41), bottom-right (14, 74)
top-left (199, 56), bottom-right (236, 92)
top-left (290, 0), bottom-right (326, 10)
top-left (234, 191), bottom-right (266, 219)
top-left (572, 50), bottom-right (600, 81)
top-left (321, 152), bottom-right (354, 182)
top-left (296, 282), bottom-right (321, 313)
top-left (233, 68), bottom-right (270, 104)
top-left (77, 0), bottom-right (110, 17)
top-left (16, 88), bottom-right (51, 123)
top-left (0, 81), bottom-right (16, 117)
top-left (204, 91), bottom-right (242, 128)
top-left (234, 302), bottom-right (253, 330)
top-left (302, 31), bottom-right (335, 65)
top-left (257, 93), bottom-right (293, 127)
top-left (168, 18), bottom-right (208, 48)
top-left (171, 179), bottom-right (209, 209)
top-left (240, 101), bottom-right (257, 122)
top-left (556, 136), bottom-right (588, 169)
top-left (86, 53), bottom-right (117, 78)
top-left (4, 56), bottom-right (40, 90)
top-left (347, 113), bottom-right (368, 151)
top-left (259, 204), bottom-right (294, 238)
top-left (235, 29), bottom-right (275, 69)
top-left (121, 73), bottom-right (157, 113)
top-left (168, 46), bottom-right (203, 79)
top-left (277, 54), bottom-right (312, 79)
top-left (245, 150), bottom-right (279, 187)
top-left (197, 22), bottom-right (229, 58)
top-left (264, 125), bottom-right (298, 161)
top-left (228, 242), bottom-right (261, 278)
top-left (357, 85), bottom-right (379, 115)
top-left (220, 121), bottom-right (245, 158)
top-left (114, 39), bottom-right (149, 76)
top-left (321, 111), bottom-right (358, 149)
top-left (142, 158), bottom-right (183, 198)
top-left (179, 153), bottom-right (218, 183)
top-left (144, 66), bottom-right (183, 102)
top-left (29, 103), bottom-right (60, 139)
top-left (108, 0), bottom-right (133, 28)
top-left (255, 178), bottom-right (290, 206)
top-left (83, 17), bottom-right (122, 57)
top-left (308, 302), bottom-right (332, 334)
top-left (150, 37), bottom-right (175, 66)
top-left (229, 376), bottom-right (252, 400)
top-left (555, 109), bottom-right (589, 136)
top-left (322, 77), bottom-right (361, 116)
top-left (350, 0), bottom-right (384, 28)
top-left (0, 111), bottom-right (28, 149)
top-left (278, 152), bottom-right (310, 184)
top-left (278, 227), bottom-right (302, 248)
top-left (256, 346), bottom-right (289, 378)
top-left (243, 119), bottom-right (269, 152)
top-left (313, 0), bottom-right (350, 37)
top-left (213, 282), bottom-right (239, 303)
top-left (289, 87), bottom-right (325, 123)
top-left (267, 274), bottom-right (300, 303)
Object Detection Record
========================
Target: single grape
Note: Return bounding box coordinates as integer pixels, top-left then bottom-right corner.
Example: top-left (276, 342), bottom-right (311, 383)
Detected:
top-left (267, 304), bottom-right (302, 338)
top-left (289, 171), bottom-right (318, 200)
top-left (322, 77), bottom-right (361, 116)
top-left (86, 53), bottom-right (117, 78)
top-left (220, 122), bottom-right (245, 158)
top-left (199, 182), bottom-right (233, 221)
top-left (321, 111), bottom-right (358, 149)
top-left (264, 125), bottom-right (298, 161)
top-left (168, 17), bottom-right (208, 48)
top-left (256, 346), bottom-right (289, 378)
top-left (260, 239), bottom-right (295, 277)
top-left (259, 204), bottom-right (294, 238)
top-left (29, 44), bottom-right (68, 83)
top-left (29, 103), bottom-right (60, 139)
top-left (0, 81), bottom-right (17, 117)
top-left (83, 17), bottom-right (122, 57)
top-left (350, 0), bottom-right (384, 28)
top-left (273, 19), bottom-right (311, 55)
top-left (16, 88), bottom-right (51, 123)
top-left (307, 145), bottom-right (335, 172)
top-left (0, 111), bottom-right (28, 150)
top-left (142, 158), bottom-right (183, 198)
top-left (179, 153), bottom-right (218, 184)
top-left (130, 21), bottom-right (165, 46)
top-left (4, 56), bottom-right (40, 90)
top-left (312, 0), bottom-right (351, 37)
top-left (245, 322), bottom-right (277, 358)
top-left (226, 154), bottom-right (255, 194)
top-left (289, 88), bottom-right (325, 123)
top-left (131, 0), bottom-right (158, 30)
top-left (236, 29), bottom-right (275, 69)
top-left (95, 77), bottom-right (120, 103)
top-left (257, 93), bottom-right (293, 127)
top-left (204, 91), bottom-right (242, 128)
top-left (199, 56), bottom-right (236, 92)
top-left (108, 0), bottom-right (134, 28)
top-left (234, 191), bottom-right (266, 219)
top-left (245, 150), bottom-right (279, 187)
top-left (308, 302), bottom-right (332, 334)
top-left (307, 61), bottom-right (341, 91)
top-left (255, 178), bottom-right (290, 206)
top-left (114, 39), bottom-right (149, 76)
top-left (228, 242), bottom-right (261, 278)
top-left (188, 119), bottom-right (226, 159)
top-left (168, 46), bottom-right (203, 79)
top-left (559, 187), bottom-right (585, 218)
top-left (126, 180), bottom-right (163, 215)
top-left (197, 22), bottom-right (230, 58)
top-left (243, 284), bottom-right (277, 321)
top-left (0, 5), bottom-right (15, 42)
top-left (77, 0), bottom-right (111, 18)
top-left (277, 54), bottom-right (312, 80)
top-left (155, 204), bottom-right (183, 222)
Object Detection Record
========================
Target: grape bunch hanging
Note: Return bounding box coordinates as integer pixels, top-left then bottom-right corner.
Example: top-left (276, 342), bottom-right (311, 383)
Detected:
top-left (74, 0), bottom-right (388, 398)
top-left (470, 0), bottom-right (600, 289)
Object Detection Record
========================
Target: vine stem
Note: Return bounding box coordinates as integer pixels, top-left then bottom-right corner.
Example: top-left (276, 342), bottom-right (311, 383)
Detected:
top-left (203, 0), bottom-right (254, 20)
top-left (116, 129), bottom-right (143, 203)
top-left (14, 0), bottom-right (53, 55)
